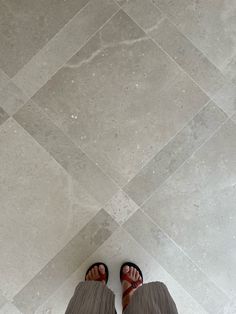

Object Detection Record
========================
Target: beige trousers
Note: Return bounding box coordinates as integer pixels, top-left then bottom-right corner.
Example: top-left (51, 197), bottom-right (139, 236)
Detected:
top-left (65, 281), bottom-right (178, 314)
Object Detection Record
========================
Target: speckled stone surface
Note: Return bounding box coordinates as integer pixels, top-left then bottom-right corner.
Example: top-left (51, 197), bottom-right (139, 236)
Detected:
top-left (0, 0), bottom-right (235, 313)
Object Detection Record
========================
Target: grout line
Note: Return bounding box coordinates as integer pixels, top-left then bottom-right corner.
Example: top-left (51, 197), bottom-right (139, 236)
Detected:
top-left (33, 224), bottom-right (121, 313)
top-left (138, 207), bottom-right (230, 299)
top-left (137, 116), bottom-right (230, 209)
top-left (212, 89), bottom-right (236, 119)
top-left (11, 3), bottom-right (231, 196)
top-left (114, 5), bottom-right (217, 99)
top-left (10, 0), bottom-right (92, 83)
top-left (12, 208), bottom-right (118, 312)
top-left (14, 98), bottom-right (121, 200)
top-left (30, 99), bottom-right (122, 193)
top-left (10, 7), bottom-right (124, 197)
top-left (25, 9), bottom-right (227, 198)
top-left (121, 98), bottom-right (229, 192)
top-left (0, 68), bottom-right (10, 79)
top-left (11, 116), bottom-right (107, 244)
top-left (109, 6), bottom-right (235, 190)
top-left (115, 2), bottom-right (236, 118)
top-left (12, 4), bottom-right (120, 100)
top-left (105, 7), bottom-right (234, 205)
top-left (9, 3), bottom-right (233, 234)
top-left (147, 0), bottom-right (232, 79)
top-left (120, 98), bottom-right (212, 190)
top-left (220, 52), bottom-right (236, 72)
top-left (8, 0), bottom-right (233, 231)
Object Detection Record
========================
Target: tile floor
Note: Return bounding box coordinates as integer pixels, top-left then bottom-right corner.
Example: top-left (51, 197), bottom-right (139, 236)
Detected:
top-left (0, 0), bottom-right (235, 313)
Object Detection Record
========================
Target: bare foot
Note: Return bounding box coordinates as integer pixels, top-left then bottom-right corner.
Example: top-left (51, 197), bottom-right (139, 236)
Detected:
top-left (121, 265), bottom-right (143, 311)
top-left (85, 264), bottom-right (106, 285)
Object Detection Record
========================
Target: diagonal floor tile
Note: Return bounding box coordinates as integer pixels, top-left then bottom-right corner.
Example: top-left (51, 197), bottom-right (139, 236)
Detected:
top-left (124, 101), bottom-right (227, 205)
top-left (13, 209), bottom-right (118, 314)
top-left (222, 54), bottom-right (236, 83)
top-left (0, 118), bottom-right (103, 299)
top-left (14, 101), bottom-right (118, 205)
top-left (152, 0), bottom-right (236, 71)
top-left (213, 81), bottom-right (236, 117)
top-left (116, 0), bottom-right (165, 31)
top-left (232, 113), bottom-right (236, 123)
top-left (0, 0), bottom-right (90, 77)
top-left (119, 0), bottom-right (226, 98)
top-left (0, 82), bottom-right (29, 116)
top-left (149, 18), bottom-right (226, 97)
top-left (143, 120), bottom-right (236, 298)
top-left (0, 293), bottom-right (6, 309)
top-left (13, 0), bottom-right (119, 98)
top-left (0, 69), bottom-right (9, 90)
top-left (33, 10), bottom-right (209, 186)
top-left (0, 303), bottom-right (21, 314)
top-left (35, 228), bottom-right (208, 314)
top-left (0, 107), bottom-right (9, 126)
top-left (124, 210), bottom-right (229, 314)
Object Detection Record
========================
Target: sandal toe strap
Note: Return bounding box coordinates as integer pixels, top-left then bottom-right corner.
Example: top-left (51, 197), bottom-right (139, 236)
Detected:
top-left (121, 274), bottom-right (143, 298)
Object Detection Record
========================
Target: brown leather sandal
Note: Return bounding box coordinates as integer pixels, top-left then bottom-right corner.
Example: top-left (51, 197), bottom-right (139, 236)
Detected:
top-left (85, 262), bottom-right (109, 284)
top-left (120, 262), bottom-right (143, 311)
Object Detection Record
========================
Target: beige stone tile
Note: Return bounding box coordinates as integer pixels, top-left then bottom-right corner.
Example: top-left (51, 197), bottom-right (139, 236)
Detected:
top-left (124, 210), bottom-right (229, 314)
top-left (33, 10), bottom-right (209, 186)
top-left (149, 18), bottom-right (226, 97)
top-left (0, 107), bottom-right (9, 126)
top-left (104, 190), bottom-right (139, 224)
top-left (0, 118), bottom-right (101, 298)
top-left (13, 0), bottom-right (119, 97)
top-left (120, 0), bottom-right (227, 97)
top-left (143, 120), bottom-right (236, 298)
top-left (0, 69), bottom-right (9, 90)
top-left (0, 82), bottom-right (29, 115)
top-left (231, 113), bottom-right (236, 123)
top-left (35, 228), bottom-right (208, 314)
top-left (13, 209), bottom-right (118, 314)
top-left (152, 0), bottom-right (236, 71)
top-left (124, 102), bottom-right (227, 205)
top-left (118, 0), bottom-right (165, 31)
top-left (213, 81), bottom-right (236, 117)
top-left (223, 299), bottom-right (236, 314)
top-left (0, 0), bottom-right (90, 77)
top-left (0, 293), bottom-right (6, 309)
top-left (14, 101), bottom-right (118, 205)
top-left (222, 54), bottom-right (236, 83)
top-left (0, 303), bottom-right (22, 314)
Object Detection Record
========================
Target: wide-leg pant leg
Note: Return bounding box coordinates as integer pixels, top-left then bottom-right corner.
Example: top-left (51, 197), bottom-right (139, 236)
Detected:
top-left (124, 282), bottom-right (178, 314)
top-left (65, 281), bottom-right (116, 314)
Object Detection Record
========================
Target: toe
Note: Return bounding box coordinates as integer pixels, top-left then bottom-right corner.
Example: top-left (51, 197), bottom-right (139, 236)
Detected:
top-left (99, 264), bottom-right (105, 274)
top-left (131, 267), bottom-right (135, 278)
top-left (87, 271), bottom-right (91, 280)
top-left (134, 268), bottom-right (139, 281)
top-left (92, 267), bottom-right (96, 278)
top-left (123, 265), bottom-right (129, 274)
top-left (94, 266), bottom-right (99, 278)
